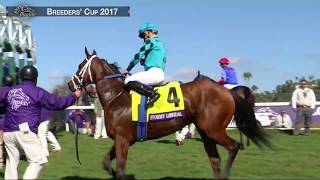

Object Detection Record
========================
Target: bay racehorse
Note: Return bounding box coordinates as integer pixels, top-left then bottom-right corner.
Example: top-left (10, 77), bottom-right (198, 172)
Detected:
top-left (68, 48), bottom-right (271, 180)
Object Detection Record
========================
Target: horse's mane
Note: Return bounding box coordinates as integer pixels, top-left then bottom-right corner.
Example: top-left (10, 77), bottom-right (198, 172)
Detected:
top-left (100, 58), bottom-right (121, 74)
top-left (109, 62), bottom-right (121, 74)
top-left (194, 70), bottom-right (218, 84)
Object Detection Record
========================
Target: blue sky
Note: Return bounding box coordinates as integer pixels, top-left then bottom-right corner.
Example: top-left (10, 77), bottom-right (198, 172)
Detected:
top-left (2, 0), bottom-right (320, 92)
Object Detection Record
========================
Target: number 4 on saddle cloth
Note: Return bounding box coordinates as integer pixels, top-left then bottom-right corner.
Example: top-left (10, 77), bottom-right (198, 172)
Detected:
top-left (130, 82), bottom-right (185, 141)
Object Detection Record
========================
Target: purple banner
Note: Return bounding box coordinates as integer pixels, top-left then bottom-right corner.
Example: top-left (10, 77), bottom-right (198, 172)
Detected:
top-left (254, 105), bottom-right (320, 128)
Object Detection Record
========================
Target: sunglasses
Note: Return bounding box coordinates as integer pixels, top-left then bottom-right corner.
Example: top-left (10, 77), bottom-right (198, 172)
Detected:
top-left (139, 32), bottom-right (146, 38)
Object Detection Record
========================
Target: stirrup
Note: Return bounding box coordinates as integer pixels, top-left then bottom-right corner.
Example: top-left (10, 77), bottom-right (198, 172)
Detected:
top-left (145, 93), bottom-right (160, 109)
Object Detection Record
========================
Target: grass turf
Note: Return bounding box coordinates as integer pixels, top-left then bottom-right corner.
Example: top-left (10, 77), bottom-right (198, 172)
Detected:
top-left (1, 129), bottom-right (320, 179)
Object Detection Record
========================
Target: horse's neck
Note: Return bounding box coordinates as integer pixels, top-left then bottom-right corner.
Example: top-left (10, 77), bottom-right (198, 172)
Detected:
top-left (95, 64), bottom-right (128, 108)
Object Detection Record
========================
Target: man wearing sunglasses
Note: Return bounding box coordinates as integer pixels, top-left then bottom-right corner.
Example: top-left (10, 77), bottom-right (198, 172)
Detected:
top-left (123, 22), bottom-right (167, 108)
top-left (291, 79), bottom-right (316, 135)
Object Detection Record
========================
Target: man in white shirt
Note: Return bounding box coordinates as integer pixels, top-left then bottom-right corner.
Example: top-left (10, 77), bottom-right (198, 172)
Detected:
top-left (275, 110), bottom-right (292, 128)
top-left (291, 80), bottom-right (316, 135)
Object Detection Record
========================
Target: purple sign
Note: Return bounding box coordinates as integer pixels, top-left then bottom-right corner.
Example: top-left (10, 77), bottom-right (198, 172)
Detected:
top-left (254, 105), bottom-right (320, 128)
top-left (149, 111), bottom-right (184, 122)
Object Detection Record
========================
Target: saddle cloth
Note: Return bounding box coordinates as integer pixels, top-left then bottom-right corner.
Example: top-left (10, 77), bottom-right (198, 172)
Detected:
top-left (131, 81), bottom-right (185, 122)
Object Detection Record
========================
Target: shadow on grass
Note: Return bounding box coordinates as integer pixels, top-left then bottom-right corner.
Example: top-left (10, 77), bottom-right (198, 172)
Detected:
top-left (157, 138), bottom-right (203, 145)
top-left (194, 137), bottom-right (202, 142)
top-left (0, 172), bottom-right (3, 178)
top-left (156, 140), bottom-right (175, 144)
top-left (61, 175), bottom-right (136, 180)
top-left (278, 129), bottom-right (294, 135)
top-left (61, 175), bottom-right (211, 180)
top-left (157, 177), bottom-right (211, 180)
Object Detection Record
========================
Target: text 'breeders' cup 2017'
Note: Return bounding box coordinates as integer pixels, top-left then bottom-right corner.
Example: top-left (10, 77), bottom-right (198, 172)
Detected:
top-left (6, 6), bottom-right (130, 17)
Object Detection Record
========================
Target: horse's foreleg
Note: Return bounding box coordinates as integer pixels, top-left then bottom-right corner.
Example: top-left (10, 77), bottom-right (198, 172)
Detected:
top-left (103, 144), bottom-right (116, 178)
top-left (198, 130), bottom-right (221, 179)
top-left (115, 135), bottom-right (130, 180)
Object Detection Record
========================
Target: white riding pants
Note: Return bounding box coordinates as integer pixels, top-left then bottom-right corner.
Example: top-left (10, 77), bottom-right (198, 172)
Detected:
top-left (4, 131), bottom-right (48, 180)
top-left (38, 121), bottom-right (62, 156)
top-left (124, 67), bottom-right (165, 85)
top-left (224, 84), bottom-right (238, 89)
top-left (47, 131), bottom-right (61, 151)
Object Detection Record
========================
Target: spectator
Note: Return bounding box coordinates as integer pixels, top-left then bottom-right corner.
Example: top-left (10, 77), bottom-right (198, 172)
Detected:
top-left (68, 109), bottom-right (86, 134)
top-left (93, 97), bottom-right (107, 139)
top-left (79, 88), bottom-right (95, 136)
top-left (291, 79), bottom-right (316, 136)
top-left (0, 65), bottom-right (81, 179)
top-left (275, 110), bottom-right (292, 128)
top-left (175, 124), bottom-right (196, 145)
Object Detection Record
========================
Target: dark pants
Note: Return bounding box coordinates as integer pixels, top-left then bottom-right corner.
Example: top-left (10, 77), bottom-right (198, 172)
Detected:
top-left (294, 107), bottom-right (313, 135)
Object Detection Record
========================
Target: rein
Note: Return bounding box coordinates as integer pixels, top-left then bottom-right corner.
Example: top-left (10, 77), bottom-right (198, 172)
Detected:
top-left (79, 73), bottom-right (126, 98)
top-left (73, 73), bottom-right (126, 165)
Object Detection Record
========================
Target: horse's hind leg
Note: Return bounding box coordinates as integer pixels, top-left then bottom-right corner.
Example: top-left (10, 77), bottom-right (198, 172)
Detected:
top-left (198, 130), bottom-right (221, 179)
top-left (210, 130), bottom-right (241, 179)
top-left (239, 131), bottom-right (245, 150)
top-left (103, 144), bottom-right (116, 178)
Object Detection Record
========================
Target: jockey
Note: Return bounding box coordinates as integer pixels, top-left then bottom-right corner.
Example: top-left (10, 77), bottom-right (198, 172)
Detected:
top-left (123, 22), bottom-right (167, 107)
top-left (218, 57), bottom-right (238, 89)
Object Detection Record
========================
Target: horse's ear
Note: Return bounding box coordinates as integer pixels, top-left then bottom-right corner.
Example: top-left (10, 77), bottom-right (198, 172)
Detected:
top-left (85, 47), bottom-right (90, 58)
top-left (93, 50), bottom-right (97, 55)
top-left (197, 70), bottom-right (200, 76)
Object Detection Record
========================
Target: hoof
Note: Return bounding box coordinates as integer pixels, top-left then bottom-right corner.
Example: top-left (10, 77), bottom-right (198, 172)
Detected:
top-left (175, 139), bottom-right (183, 146)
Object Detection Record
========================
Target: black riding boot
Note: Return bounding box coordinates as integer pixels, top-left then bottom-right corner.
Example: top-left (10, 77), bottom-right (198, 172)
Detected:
top-left (126, 81), bottom-right (160, 108)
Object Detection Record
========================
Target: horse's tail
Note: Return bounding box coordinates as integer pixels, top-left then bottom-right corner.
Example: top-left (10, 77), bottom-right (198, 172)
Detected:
top-left (230, 86), bottom-right (272, 149)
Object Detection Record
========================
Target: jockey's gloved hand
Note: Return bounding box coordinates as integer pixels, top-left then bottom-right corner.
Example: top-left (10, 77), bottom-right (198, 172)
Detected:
top-left (122, 69), bottom-right (129, 75)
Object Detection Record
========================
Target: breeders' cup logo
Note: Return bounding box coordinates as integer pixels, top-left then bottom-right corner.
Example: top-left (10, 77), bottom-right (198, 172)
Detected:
top-left (256, 107), bottom-right (279, 115)
top-left (313, 107), bottom-right (320, 116)
top-left (257, 107), bottom-right (273, 113)
top-left (7, 88), bottom-right (30, 110)
top-left (14, 5), bottom-right (35, 17)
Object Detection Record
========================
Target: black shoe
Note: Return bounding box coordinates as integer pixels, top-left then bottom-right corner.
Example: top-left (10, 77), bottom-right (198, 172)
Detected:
top-left (146, 92), bottom-right (160, 108)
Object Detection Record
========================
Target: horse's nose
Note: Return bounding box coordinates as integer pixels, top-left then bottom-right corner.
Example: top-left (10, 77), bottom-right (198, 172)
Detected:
top-left (67, 81), bottom-right (76, 92)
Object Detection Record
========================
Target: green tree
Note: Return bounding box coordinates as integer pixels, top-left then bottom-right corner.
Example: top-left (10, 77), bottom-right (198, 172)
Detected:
top-left (243, 72), bottom-right (252, 86)
top-left (255, 76), bottom-right (320, 102)
top-left (251, 85), bottom-right (259, 92)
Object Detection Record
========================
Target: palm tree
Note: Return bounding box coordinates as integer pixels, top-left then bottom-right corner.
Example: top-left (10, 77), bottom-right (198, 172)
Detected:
top-left (251, 85), bottom-right (259, 92)
top-left (243, 72), bottom-right (252, 86)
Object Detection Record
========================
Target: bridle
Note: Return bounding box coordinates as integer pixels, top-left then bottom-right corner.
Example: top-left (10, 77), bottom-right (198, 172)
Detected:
top-left (71, 55), bottom-right (96, 90)
top-left (71, 55), bottom-right (126, 98)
